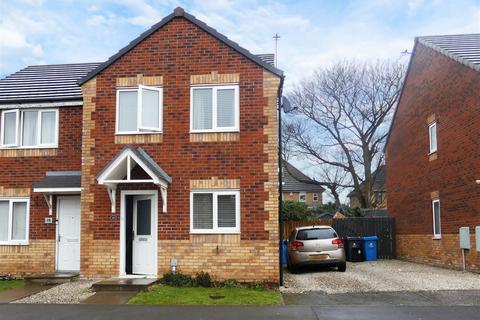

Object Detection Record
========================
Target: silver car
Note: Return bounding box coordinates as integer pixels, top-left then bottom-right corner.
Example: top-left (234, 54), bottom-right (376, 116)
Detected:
top-left (287, 226), bottom-right (346, 272)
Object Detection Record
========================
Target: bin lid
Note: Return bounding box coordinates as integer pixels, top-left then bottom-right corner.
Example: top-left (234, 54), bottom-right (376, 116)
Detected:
top-left (346, 236), bottom-right (362, 240)
top-left (362, 236), bottom-right (379, 241)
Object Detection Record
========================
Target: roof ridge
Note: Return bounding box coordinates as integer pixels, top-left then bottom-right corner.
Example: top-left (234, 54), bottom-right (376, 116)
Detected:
top-left (78, 6), bottom-right (283, 85)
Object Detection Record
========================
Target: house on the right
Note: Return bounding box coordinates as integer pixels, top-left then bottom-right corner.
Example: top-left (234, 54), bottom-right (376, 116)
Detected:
top-left (386, 34), bottom-right (480, 272)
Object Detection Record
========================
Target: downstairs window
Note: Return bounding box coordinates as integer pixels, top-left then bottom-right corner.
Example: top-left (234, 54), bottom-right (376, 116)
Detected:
top-left (190, 190), bottom-right (240, 233)
top-left (0, 198), bottom-right (29, 245)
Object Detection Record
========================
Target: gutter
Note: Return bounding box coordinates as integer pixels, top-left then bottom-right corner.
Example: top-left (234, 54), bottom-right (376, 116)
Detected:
top-left (277, 74), bottom-right (285, 286)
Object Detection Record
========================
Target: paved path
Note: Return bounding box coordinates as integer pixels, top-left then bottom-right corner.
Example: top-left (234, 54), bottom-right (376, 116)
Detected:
top-left (0, 304), bottom-right (479, 320)
top-left (283, 289), bottom-right (480, 306)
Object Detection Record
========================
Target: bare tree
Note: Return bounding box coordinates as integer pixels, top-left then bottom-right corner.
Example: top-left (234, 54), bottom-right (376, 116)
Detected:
top-left (316, 166), bottom-right (350, 206)
top-left (285, 60), bottom-right (405, 208)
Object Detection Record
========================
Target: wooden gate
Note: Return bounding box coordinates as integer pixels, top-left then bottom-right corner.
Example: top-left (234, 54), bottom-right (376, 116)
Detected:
top-left (332, 217), bottom-right (396, 259)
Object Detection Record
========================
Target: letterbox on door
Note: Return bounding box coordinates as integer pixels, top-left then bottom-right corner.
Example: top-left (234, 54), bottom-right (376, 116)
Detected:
top-left (459, 227), bottom-right (470, 249)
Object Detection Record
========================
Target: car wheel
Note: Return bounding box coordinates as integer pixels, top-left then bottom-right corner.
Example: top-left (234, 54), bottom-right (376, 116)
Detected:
top-left (337, 262), bottom-right (346, 272)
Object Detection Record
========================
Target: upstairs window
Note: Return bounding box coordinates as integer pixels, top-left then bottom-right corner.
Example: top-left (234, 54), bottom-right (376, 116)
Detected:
top-left (190, 190), bottom-right (240, 233)
top-left (190, 85), bottom-right (239, 132)
top-left (1, 109), bottom-right (58, 148)
top-left (313, 193), bottom-right (319, 201)
top-left (0, 198), bottom-right (29, 245)
top-left (116, 85), bottom-right (163, 134)
top-left (429, 122), bottom-right (437, 153)
top-left (432, 199), bottom-right (441, 238)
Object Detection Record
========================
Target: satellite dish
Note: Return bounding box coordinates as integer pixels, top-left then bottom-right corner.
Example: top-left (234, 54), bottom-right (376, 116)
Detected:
top-left (281, 96), bottom-right (293, 113)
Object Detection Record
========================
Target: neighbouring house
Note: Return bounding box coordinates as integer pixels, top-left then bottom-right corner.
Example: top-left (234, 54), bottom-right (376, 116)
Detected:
top-left (386, 34), bottom-right (480, 272)
top-left (347, 165), bottom-right (387, 209)
top-left (0, 7), bottom-right (284, 283)
top-left (282, 161), bottom-right (324, 207)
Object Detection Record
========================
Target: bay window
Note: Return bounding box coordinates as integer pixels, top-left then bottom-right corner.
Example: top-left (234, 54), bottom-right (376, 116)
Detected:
top-left (190, 190), bottom-right (240, 233)
top-left (190, 85), bottom-right (239, 132)
top-left (116, 85), bottom-right (163, 134)
top-left (1, 109), bottom-right (58, 148)
top-left (0, 198), bottom-right (29, 245)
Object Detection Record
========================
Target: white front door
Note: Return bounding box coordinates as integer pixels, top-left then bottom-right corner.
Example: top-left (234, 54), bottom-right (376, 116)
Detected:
top-left (57, 196), bottom-right (81, 272)
top-left (132, 195), bottom-right (155, 275)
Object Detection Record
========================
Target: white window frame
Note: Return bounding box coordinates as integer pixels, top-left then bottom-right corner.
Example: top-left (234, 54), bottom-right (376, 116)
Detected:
top-left (432, 199), bottom-right (441, 239)
top-left (299, 192), bottom-right (307, 202)
top-left (0, 197), bottom-right (30, 245)
top-left (115, 85), bottom-right (163, 135)
top-left (0, 109), bottom-right (58, 149)
top-left (313, 193), bottom-right (319, 201)
top-left (429, 122), bottom-right (437, 153)
top-left (0, 109), bottom-right (19, 147)
top-left (190, 189), bottom-right (240, 234)
top-left (190, 84), bottom-right (239, 133)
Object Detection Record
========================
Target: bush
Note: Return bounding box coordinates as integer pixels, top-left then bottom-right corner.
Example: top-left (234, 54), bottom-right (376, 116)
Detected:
top-left (160, 272), bottom-right (194, 287)
top-left (194, 271), bottom-right (213, 287)
top-left (281, 201), bottom-right (316, 221)
top-left (221, 279), bottom-right (241, 288)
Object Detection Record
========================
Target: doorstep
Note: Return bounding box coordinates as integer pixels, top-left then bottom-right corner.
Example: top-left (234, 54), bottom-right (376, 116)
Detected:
top-left (24, 272), bottom-right (79, 285)
top-left (91, 278), bottom-right (159, 292)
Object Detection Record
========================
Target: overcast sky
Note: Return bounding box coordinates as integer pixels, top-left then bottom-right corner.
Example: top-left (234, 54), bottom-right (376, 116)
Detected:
top-left (1, 0), bottom-right (479, 202)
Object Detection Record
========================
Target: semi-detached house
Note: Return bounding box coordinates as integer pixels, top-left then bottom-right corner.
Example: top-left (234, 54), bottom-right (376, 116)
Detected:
top-left (0, 7), bottom-right (284, 283)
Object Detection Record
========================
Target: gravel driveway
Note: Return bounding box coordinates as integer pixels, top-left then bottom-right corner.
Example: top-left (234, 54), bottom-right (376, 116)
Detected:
top-left (282, 260), bottom-right (480, 294)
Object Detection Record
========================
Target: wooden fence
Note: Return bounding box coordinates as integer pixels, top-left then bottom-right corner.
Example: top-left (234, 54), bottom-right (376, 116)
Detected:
top-left (282, 217), bottom-right (396, 259)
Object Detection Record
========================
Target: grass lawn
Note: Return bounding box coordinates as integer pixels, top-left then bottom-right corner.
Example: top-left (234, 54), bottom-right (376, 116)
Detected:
top-left (0, 280), bottom-right (25, 292)
top-left (128, 285), bottom-right (282, 305)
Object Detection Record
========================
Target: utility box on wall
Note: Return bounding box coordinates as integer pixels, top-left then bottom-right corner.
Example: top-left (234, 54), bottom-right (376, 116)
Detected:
top-left (476, 226), bottom-right (480, 252)
top-left (459, 227), bottom-right (471, 249)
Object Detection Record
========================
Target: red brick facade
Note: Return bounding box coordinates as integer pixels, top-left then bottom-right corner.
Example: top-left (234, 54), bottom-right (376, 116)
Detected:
top-left (1, 12), bottom-right (281, 282)
top-left (0, 106), bottom-right (82, 275)
top-left (386, 42), bottom-right (480, 271)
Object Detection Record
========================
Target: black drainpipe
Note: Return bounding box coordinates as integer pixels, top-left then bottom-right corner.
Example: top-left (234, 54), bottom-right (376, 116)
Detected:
top-left (277, 75), bottom-right (285, 286)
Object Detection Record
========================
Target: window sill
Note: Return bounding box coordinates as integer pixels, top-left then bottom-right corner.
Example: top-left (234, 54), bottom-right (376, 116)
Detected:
top-left (0, 145), bottom-right (58, 150)
top-left (428, 151), bottom-right (438, 162)
top-left (0, 241), bottom-right (29, 246)
top-left (190, 231), bottom-right (241, 235)
top-left (432, 235), bottom-right (442, 240)
top-left (190, 130), bottom-right (239, 134)
top-left (115, 132), bottom-right (162, 135)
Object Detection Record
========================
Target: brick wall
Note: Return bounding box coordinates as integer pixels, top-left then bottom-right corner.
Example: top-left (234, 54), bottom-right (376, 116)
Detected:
top-left (80, 17), bottom-right (280, 282)
top-left (283, 192), bottom-right (322, 207)
top-left (0, 106), bottom-right (82, 275)
top-left (386, 42), bottom-right (480, 270)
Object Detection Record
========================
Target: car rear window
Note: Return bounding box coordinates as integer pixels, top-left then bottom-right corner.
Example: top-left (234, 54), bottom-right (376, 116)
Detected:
top-left (296, 228), bottom-right (337, 240)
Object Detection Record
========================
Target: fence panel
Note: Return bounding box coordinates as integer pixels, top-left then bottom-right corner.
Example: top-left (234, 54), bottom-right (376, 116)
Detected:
top-left (282, 217), bottom-right (396, 259)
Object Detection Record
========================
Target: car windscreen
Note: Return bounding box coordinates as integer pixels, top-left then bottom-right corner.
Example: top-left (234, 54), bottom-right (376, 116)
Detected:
top-left (296, 228), bottom-right (337, 240)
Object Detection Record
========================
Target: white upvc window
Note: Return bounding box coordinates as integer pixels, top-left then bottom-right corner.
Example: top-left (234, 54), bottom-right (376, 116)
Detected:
top-left (313, 193), bottom-right (319, 201)
top-left (429, 122), bottom-right (437, 153)
top-left (190, 85), bottom-right (239, 132)
top-left (190, 190), bottom-right (240, 234)
top-left (0, 198), bottom-right (29, 245)
top-left (432, 199), bottom-right (441, 239)
top-left (1, 109), bottom-right (58, 148)
top-left (299, 192), bottom-right (307, 202)
top-left (116, 85), bottom-right (163, 134)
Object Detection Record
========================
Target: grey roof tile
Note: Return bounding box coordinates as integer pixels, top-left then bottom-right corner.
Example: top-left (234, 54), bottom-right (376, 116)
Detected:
top-left (418, 34), bottom-right (480, 72)
top-left (0, 63), bottom-right (101, 104)
top-left (282, 161), bottom-right (325, 193)
top-left (33, 171), bottom-right (81, 189)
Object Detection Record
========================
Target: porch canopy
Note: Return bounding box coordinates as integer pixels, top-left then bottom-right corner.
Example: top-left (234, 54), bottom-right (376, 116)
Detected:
top-left (96, 146), bottom-right (172, 213)
top-left (33, 171), bottom-right (82, 215)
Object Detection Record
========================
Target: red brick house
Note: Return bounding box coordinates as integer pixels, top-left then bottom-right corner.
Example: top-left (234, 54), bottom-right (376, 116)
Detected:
top-left (0, 7), bottom-right (283, 283)
top-left (386, 34), bottom-right (480, 271)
